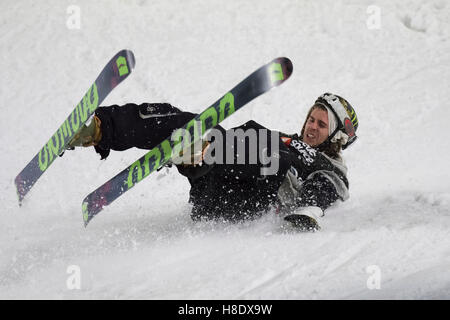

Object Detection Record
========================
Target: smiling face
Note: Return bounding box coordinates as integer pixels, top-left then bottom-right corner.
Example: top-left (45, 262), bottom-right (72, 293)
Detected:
top-left (301, 107), bottom-right (329, 147)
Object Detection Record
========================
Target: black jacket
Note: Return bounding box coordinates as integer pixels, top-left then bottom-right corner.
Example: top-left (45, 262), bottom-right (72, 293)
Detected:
top-left (177, 120), bottom-right (349, 221)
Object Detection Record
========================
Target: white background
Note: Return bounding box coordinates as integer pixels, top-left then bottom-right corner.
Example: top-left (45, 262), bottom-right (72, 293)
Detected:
top-left (1, 0), bottom-right (449, 299)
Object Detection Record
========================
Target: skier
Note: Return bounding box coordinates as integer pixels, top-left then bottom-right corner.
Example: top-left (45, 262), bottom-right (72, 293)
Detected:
top-left (68, 93), bottom-right (358, 231)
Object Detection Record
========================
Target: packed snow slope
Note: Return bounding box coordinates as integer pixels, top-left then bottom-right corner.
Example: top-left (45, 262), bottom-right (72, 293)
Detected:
top-left (1, 0), bottom-right (449, 299)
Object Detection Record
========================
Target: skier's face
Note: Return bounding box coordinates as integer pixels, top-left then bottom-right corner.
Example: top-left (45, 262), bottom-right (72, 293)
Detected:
top-left (302, 108), bottom-right (329, 147)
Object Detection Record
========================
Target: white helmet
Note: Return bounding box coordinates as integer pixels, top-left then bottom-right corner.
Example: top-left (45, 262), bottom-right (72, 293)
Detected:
top-left (315, 93), bottom-right (358, 150)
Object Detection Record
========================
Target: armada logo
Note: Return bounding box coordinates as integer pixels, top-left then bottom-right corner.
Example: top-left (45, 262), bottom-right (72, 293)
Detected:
top-left (268, 62), bottom-right (284, 84)
top-left (116, 56), bottom-right (129, 76)
top-left (38, 83), bottom-right (99, 172)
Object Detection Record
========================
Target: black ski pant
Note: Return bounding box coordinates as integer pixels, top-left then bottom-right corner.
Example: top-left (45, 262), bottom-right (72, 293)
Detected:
top-left (94, 103), bottom-right (196, 159)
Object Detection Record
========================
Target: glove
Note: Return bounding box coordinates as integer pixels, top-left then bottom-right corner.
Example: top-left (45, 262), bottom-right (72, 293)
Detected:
top-left (68, 115), bottom-right (102, 148)
top-left (283, 206), bottom-right (324, 232)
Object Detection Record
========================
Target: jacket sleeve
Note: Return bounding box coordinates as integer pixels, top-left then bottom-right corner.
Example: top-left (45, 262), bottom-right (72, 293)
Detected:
top-left (278, 137), bottom-right (349, 213)
top-left (93, 103), bottom-right (196, 159)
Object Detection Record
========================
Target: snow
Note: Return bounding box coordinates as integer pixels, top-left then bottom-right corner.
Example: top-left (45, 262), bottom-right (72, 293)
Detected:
top-left (1, 0), bottom-right (450, 299)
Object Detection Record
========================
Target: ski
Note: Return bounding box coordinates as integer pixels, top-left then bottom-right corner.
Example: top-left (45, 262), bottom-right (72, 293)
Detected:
top-left (82, 57), bottom-right (293, 226)
top-left (15, 49), bottom-right (136, 204)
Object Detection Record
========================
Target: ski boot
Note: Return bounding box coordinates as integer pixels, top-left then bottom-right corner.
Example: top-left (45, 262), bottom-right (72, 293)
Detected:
top-left (59, 115), bottom-right (102, 157)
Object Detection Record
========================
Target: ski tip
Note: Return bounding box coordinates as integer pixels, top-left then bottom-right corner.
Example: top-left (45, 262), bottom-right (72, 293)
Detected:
top-left (274, 57), bottom-right (293, 80)
top-left (124, 49), bottom-right (136, 70)
top-left (82, 194), bottom-right (107, 227)
top-left (266, 57), bottom-right (293, 87)
top-left (15, 187), bottom-right (24, 205)
top-left (14, 174), bottom-right (27, 205)
top-left (282, 57), bottom-right (293, 78)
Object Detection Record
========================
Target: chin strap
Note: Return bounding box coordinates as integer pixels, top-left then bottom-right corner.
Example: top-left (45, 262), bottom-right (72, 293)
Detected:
top-left (316, 126), bottom-right (340, 152)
